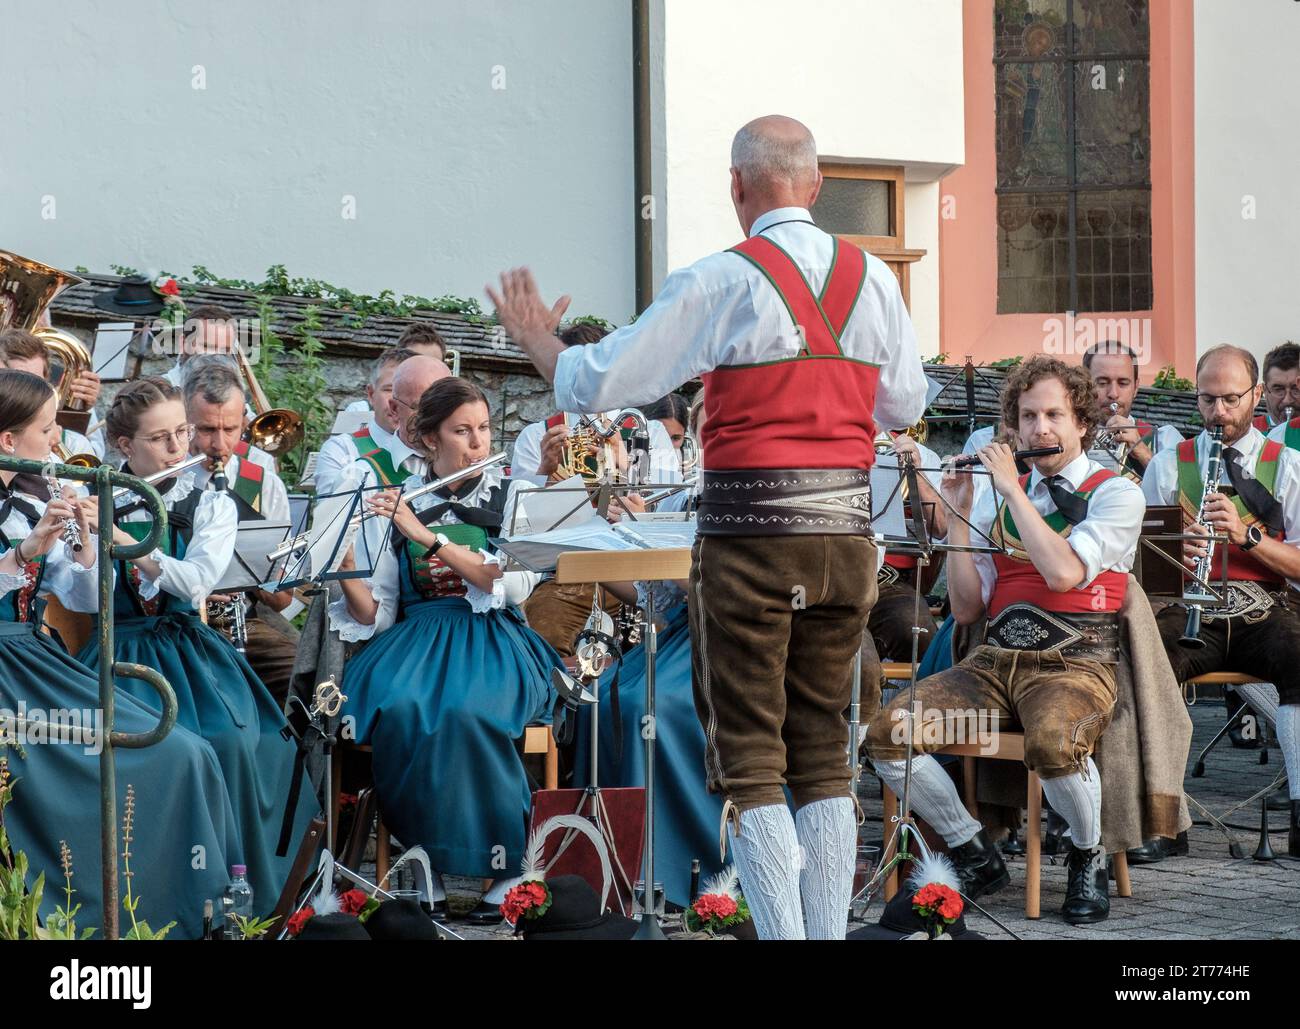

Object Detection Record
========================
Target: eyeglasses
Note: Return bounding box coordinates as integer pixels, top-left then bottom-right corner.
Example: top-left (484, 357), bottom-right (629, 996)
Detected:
top-left (135, 424), bottom-right (196, 447)
top-left (393, 395), bottom-right (418, 411)
top-left (1266, 385), bottom-right (1300, 400)
top-left (1195, 393), bottom-right (1249, 409)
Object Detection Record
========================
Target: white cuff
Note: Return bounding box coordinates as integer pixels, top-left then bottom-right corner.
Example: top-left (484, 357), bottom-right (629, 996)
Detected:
top-left (328, 591), bottom-right (381, 642)
top-left (0, 570), bottom-right (31, 594)
top-left (464, 551), bottom-right (508, 614)
top-left (134, 550), bottom-right (167, 601)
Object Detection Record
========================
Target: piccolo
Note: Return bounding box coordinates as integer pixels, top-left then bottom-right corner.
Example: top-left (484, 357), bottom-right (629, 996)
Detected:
top-left (950, 445), bottom-right (1064, 469)
top-left (267, 451), bottom-right (508, 562)
top-left (110, 454), bottom-right (208, 501)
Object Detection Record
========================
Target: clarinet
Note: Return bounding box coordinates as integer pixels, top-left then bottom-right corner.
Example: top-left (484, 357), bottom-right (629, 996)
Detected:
top-left (1178, 426), bottom-right (1226, 650)
top-left (206, 459), bottom-right (246, 653)
top-left (43, 470), bottom-right (83, 553)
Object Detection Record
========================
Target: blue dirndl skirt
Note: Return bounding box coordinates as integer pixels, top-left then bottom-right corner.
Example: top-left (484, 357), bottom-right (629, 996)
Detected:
top-left (341, 597), bottom-right (559, 876)
top-left (78, 613), bottom-right (316, 914)
top-left (2, 621), bottom-right (237, 938)
top-left (573, 605), bottom-right (728, 908)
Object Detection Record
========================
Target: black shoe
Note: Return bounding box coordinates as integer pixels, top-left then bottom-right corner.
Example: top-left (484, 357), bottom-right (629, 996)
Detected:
top-left (427, 900), bottom-right (448, 921)
top-left (1125, 831), bottom-right (1189, 865)
top-left (1290, 801), bottom-right (1300, 859)
top-left (948, 828), bottom-right (1010, 900)
top-left (463, 899), bottom-right (504, 925)
top-left (1043, 810), bottom-right (1068, 856)
top-left (1062, 844), bottom-right (1110, 925)
top-left (1225, 692), bottom-right (1260, 749)
top-left (1000, 829), bottom-right (1026, 857)
top-left (1267, 790), bottom-right (1290, 812)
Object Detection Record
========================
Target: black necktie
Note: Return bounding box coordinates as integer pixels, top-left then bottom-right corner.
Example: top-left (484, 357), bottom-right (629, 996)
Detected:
top-left (1045, 475), bottom-right (1089, 527)
top-left (416, 475), bottom-right (504, 533)
top-left (0, 480), bottom-right (45, 531)
top-left (1221, 447), bottom-right (1285, 533)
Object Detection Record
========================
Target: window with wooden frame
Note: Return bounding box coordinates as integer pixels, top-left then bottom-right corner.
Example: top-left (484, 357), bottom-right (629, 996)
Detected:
top-left (811, 162), bottom-right (925, 308)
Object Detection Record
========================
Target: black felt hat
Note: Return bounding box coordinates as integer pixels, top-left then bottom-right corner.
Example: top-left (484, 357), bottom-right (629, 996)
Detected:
top-left (363, 899), bottom-right (440, 941)
top-left (520, 875), bottom-right (639, 941)
top-left (93, 276), bottom-right (165, 317)
top-left (294, 912), bottom-right (371, 941)
top-left (848, 889), bottom-right (984, 941)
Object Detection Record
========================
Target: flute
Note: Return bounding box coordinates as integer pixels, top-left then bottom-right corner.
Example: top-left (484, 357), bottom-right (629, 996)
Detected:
top-left (949, 445), bottom-right (1064, 469)
top-left (43, 470), bottom-right (83, 553)
top-left (111, 454), bottom-right (208, 501)
top-left (267, 451), bottom-right (508, 562)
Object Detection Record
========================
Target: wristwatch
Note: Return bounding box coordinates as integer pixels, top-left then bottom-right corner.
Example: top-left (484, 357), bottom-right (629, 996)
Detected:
top-left (1240, 525), bottom-right (1263, 551)
top-left (423, 532), bottom-right (451, 559)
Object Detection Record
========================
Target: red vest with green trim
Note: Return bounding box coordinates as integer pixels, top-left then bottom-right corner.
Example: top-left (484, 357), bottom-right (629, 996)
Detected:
top-left (701, 235), bottom-right (879, 470)
top-left (1176, 437), bottom-right (1284, 584)
top-left (228, 443), bottom-right (266, 515)
top-left (348, 427), bottom-right (403, 487)
top-left (1253, 414), bottom-right (1272, 433)
top-left (988, 469), bottom-right (1128, 617)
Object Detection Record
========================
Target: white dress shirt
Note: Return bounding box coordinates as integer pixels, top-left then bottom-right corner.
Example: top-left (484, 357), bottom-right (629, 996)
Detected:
top-left (1144, 426), bottom-right (1300, 591)
top-left (968, 451), bottom-right (1145, 608)
top-left (328, 465), bottom-right (540, 642)
top-left (1, 497), bottom-right (98, 614)
top-left (510, 414), bottom-right (683, 488)
top-left (1089, 422), bottom-right (1183, 475)
top-left (314, 419), bottom-right (416, 498)
top-left (1267, 418), bottom-right (1300, 448)
top-left (552, 207), bottom-right (927, 444)
top-left (961, 424), bottom-right (997, 457)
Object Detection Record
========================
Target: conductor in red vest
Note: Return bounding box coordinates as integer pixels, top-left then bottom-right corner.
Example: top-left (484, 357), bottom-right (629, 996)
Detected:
top-left (865, 356), bottom-right (1146, 925)
top-left (490, 115), bottom-right (927, 939)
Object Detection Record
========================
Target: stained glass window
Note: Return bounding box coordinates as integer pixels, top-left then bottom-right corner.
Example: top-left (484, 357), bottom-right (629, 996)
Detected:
top-left (994, 0), bottom-right (1151, 313)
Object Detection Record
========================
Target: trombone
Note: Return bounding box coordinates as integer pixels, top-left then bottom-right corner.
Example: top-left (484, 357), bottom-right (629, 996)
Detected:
top-left (234, 345), bottom-right (306, 457)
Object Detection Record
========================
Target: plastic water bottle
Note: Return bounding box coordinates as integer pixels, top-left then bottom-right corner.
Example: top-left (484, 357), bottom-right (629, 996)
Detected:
top-left (223, 865), bottom-right (254, 940)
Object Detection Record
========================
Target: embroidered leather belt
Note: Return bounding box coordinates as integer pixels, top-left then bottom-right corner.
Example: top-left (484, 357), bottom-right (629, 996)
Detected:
top-left (984, 604), bottom-right (1120, 663)
top-left (877, 563), bottom-right (918, 588)
top-left (1193, 580), bottom-right (1299, 623)
top-left (696, 468), bottom-right (872, 537)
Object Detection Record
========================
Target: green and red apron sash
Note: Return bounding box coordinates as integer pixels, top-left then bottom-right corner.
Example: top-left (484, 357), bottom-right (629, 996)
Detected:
top-left (349, 428), bottom-right (403, 487)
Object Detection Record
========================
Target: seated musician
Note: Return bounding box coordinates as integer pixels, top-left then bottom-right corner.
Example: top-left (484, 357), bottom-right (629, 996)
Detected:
top-left (340, 322), bottom-right (449, 416)
top-left (331, 377), bottom-right (560, 925)
top-left (313, 346), bottom-right (416, 496)
top-left (73, 375), bottom-right (316, 909)
top-left (0, 327), bottom-right (103, 460)
top-left (512, 322), bottom-right (681, 656)
top-left (1144, 344), bottom-right (1300, 860)
top-left (641, 392), bottom-right (690, 453)
top-left (1255, 342), bottom-right (1300, 433)
top-left (182, 362), bottom-right (299, 706)
top-left (865, 355), bottom-right (1146, 925)
top-left (1084, 340), bottom-right (1182, 481)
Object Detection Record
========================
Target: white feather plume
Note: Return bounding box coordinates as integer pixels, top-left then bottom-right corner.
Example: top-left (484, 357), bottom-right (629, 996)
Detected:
top-left (905, 851), bottom-right (961, 894)
top-left (699, 864), bottom-right (741, 899)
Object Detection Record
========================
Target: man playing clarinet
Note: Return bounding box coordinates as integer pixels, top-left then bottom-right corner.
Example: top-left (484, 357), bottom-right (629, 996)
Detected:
top-left (492, 114), bottom-right (927, 939)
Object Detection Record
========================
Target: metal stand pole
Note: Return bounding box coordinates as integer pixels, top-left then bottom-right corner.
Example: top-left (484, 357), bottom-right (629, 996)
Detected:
top-left (633, 581), bottom-right (665, 939)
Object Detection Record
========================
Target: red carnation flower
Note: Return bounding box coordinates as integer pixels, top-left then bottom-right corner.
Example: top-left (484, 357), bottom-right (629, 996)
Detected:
top-left (286, 906), bottom-right (315, 936)
top-left (157, 278), bottom-right (180, 296)
top-left (692, 893), bottom-right (738, 921)
top-left (339, 888), bottom-right (369, 916)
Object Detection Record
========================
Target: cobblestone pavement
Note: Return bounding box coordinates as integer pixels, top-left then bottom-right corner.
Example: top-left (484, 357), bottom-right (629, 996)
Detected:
top-left (411, 696), bottom-right (1299, 940)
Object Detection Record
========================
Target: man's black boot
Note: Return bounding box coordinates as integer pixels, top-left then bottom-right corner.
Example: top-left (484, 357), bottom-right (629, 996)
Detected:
top-left (1125, 830), bottom-right (1189, 865)
top-left (948, 828), bottom-right (1010, 900)
top-left (1290, 800), bottom-right (1300, 859)
top-left (1062, 844), bottom-right (1110, 925)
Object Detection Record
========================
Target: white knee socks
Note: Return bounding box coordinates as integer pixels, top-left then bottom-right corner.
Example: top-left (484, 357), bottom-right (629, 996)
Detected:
top-left (1040, 757), bottom-right (1102, 849)
top-left (727, 803), bottom-right (805, 940)
top-left (872, 756), bottom-right (982, 848)
top-left (794, 796), bottom-right (856, 940)
top-left (1276, 704), bottom-right (1300, 801)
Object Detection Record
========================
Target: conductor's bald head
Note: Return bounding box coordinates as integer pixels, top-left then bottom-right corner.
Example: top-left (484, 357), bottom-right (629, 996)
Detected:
top-left (730, 116), bottom-right (822, 235)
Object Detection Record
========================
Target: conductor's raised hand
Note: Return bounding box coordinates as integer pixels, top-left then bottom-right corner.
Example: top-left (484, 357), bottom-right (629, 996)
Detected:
top-left (486, 269), bottom-right (571, 353)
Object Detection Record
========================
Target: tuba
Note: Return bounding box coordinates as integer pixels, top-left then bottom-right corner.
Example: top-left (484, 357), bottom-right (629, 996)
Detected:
top-left (234, 344), bottom-right (305, 457)
top-left (0, 250), bottom-right (95, 433)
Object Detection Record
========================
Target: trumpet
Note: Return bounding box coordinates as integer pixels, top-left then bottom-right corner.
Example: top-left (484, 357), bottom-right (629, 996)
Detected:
top-left (267, 451), bottom-right (508, 563)
top-left (52, 440), bottom-right (101, 469)
top-left (110, 454), bottom-right (208, 502)
top-left (1178, 425), bottom-right (1225, 650)
top-left (41, 467), bottom-right (82, 553)
top-left (1094, 402), bottom-right (1132, 469)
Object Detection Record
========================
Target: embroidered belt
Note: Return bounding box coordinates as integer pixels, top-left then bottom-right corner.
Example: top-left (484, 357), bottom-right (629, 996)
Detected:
top-left (984, 604), bottom-right (1120, 663)
top-left (1192, 580), bottom-right (1298, 623)
top-left (696, 468), bottom-right (872, 537)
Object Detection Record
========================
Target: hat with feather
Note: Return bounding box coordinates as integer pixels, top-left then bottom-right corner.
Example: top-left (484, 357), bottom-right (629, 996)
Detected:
top-left (848, 852), bottom-right (985, 941)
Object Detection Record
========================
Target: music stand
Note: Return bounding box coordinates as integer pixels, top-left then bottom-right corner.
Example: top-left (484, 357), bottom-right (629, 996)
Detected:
top-left (262, 484), bottom-right (388, 591)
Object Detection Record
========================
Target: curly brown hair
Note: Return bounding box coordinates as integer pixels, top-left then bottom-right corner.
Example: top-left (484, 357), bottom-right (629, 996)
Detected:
top-left (1000, 356), bottom-right (1100, 450)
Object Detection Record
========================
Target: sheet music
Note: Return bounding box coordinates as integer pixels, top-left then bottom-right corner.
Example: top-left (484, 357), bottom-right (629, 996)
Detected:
top-left (215, 521), bottom-right (292, 591)
top-left (92, 322), bottom-right (135, 379)
top-left (509, 475), bottom-right (599, 536)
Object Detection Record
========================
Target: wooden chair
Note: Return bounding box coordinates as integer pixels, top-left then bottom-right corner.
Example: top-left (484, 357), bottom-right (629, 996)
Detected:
top-left (880, 731), bottom-right (1133, 919)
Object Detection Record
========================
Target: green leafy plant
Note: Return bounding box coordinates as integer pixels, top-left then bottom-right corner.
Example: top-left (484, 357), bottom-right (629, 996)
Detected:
top-left (109, 263), bottom-right (142, 278)
top-left (45, 841), bottom-right (95, 940)
top-left (929, 353), bottom-right (950, 365)
top-left (569, 314), bottom-right (614, 331)
top-left (251, 298), bottom-right (333, 484)
top-left (120, 785), bottom-right (176, 941)
top-left (989, 355), bottom-right (1024, 369)
top-left (0, 753), bottom-right (47, 940)
top-left (1153, 365), bottom-right (1194, 391)
top-left (231, 913), bottom-right (279, 940)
